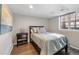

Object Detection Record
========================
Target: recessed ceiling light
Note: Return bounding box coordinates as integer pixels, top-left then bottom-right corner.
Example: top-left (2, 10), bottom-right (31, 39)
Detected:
top-left (29, 5), bottom-right (33, 9)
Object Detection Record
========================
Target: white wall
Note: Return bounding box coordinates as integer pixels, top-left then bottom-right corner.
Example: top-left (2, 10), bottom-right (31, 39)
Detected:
top-left (13, 14), bottom-right (48, 44)
top-left (0, 32), bottom-right (13, 54)
top-left (48, 17), bottom-right (79, 49)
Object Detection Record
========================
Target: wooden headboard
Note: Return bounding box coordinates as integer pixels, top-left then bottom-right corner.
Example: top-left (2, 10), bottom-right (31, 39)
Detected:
top-left (29, 26), bottom-right (44, 42)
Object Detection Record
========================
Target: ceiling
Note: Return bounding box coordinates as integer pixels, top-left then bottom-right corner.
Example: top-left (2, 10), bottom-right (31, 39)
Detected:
top-left (7, 4), bottom-right (79, 19)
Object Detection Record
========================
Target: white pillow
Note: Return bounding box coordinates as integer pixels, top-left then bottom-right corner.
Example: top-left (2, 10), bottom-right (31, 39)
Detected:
top-left (31, 29), bottom-right (34, 33)
top-left (32, 28), bottom-right (39, 33)
top-left (39, 27), bottom-right (46, 33)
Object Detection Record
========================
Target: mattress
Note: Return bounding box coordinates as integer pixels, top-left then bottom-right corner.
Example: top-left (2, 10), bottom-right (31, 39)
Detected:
top-left (31, 32), bottom-right (68, 55)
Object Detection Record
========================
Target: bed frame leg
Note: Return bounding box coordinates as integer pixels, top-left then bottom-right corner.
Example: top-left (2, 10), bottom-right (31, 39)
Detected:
top-left (65, 45), bottom-right (68, 54)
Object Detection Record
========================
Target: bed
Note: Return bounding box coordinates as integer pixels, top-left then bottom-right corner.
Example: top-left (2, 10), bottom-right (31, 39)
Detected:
top-left (29, 26), bottom-right (68, 55)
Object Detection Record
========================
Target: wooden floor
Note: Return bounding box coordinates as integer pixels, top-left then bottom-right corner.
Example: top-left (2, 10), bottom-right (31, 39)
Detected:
top-left (11, 43), bottom-right (79, 55)
top-left (11, 43), bottom-right (38, 55)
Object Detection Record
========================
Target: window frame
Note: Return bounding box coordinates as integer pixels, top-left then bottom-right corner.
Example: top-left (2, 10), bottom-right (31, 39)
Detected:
top-left (59, 12), bottom-right (79, 32)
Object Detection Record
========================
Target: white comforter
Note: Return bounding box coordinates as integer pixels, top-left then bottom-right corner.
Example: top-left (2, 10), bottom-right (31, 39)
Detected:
top-left (31, 32), bottom-right (68, 55)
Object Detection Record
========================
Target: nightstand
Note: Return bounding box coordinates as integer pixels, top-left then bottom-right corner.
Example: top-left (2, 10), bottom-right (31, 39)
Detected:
top-left (16, 33), bottom-right (28, 46)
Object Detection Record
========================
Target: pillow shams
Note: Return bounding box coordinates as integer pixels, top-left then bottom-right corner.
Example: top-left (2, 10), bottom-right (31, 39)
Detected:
top-left (32, 28), bottom-right (39, 33)
top-left (38, 27), bottom-right (47, 33)
top-left (31, 27), bottom-right (47, 33)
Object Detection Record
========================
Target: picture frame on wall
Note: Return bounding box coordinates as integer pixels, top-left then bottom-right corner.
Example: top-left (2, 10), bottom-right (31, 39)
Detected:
top-left (0, 4), bottom-right (12, 34)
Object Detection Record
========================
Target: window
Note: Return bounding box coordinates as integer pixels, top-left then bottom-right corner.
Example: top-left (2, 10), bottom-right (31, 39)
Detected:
top-left (59, 12), bottom-right (79, 30)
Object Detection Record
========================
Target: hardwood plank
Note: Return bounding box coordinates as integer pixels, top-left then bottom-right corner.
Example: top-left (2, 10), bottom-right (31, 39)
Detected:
top-left (11, 43), bottom-right (38, 55)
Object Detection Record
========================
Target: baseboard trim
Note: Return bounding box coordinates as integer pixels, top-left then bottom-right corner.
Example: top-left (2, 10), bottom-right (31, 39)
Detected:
top-left (70, 45), bottom-right (79, 51)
